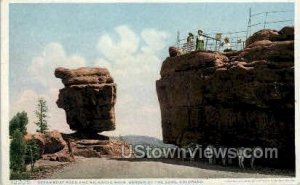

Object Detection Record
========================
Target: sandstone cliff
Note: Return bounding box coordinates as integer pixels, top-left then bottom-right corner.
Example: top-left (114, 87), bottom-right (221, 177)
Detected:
top-left (156, 27), bottom-right (294, 168)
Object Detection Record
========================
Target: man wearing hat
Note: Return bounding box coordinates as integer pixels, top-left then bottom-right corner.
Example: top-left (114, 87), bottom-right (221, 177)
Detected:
top-left (196, 30), bottom-right (205, 51)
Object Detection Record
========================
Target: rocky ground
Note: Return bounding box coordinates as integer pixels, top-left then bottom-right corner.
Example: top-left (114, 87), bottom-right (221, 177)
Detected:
top-left (37, 157), bottom-right (295, 179)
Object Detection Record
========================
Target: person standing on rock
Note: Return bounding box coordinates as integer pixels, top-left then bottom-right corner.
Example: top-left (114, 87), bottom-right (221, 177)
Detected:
top-left (187, 32), bottom-right (194, 43)
top-left (223, 37), bottom-right (232, 52)
top-left (196, 30), bottom-right (205, 51)
top-left (186, 32), bottom-right (195, 52)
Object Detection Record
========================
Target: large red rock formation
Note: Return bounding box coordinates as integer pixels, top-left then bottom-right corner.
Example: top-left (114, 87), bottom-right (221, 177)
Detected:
top-left (51, 67), bottom-right (131, 161)
top-left (156, 27), bottom-right (294, 168)
top-left (55, 67), bottom-right (116, 133)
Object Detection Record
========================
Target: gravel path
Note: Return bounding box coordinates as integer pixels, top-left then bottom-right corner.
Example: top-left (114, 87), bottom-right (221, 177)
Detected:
top-left (47, 158), bottom-right (294, 179)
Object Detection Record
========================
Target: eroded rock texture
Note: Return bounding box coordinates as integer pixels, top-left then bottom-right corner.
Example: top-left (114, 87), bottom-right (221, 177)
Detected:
top-left (55, 67), bottom-right (116, 133)
top-left (62, 133), bottom-right (132, 159)
top-left (24, 131), bottom-right (131, 161)
top-left (156, 27), bottom-right (294, 168)
top-left (24, 130), bottom-right (75, 162)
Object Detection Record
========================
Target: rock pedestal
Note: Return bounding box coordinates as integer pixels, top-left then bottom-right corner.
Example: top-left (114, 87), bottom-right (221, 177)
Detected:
top-left (55, 67), bottom-right (116, 133)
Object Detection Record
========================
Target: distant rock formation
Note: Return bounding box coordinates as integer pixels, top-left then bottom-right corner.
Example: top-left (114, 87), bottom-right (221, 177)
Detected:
top-left (156, 27), bottom-right (294, 168)
top-left (55, 67), bottom-right (116, 133)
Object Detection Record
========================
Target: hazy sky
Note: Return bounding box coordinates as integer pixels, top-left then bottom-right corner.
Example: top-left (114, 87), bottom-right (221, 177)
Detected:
top-left (9, 3), bottom-right (294, 139)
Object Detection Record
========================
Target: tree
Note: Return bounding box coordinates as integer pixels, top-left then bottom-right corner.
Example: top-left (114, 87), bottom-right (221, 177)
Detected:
top-left (35, 98), bottom-right (49, 133)
top-left (9, 111), bottom-right (28, 137)
top-left (24, 138), bottom-right (40, 171)
top-left (10, 129), bottom-right (26, 172)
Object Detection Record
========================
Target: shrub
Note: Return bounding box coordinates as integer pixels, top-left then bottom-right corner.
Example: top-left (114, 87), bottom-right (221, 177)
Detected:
top-left (9, 111), bottom-right (28, 137)
top-left (10, 129), bottom-right (26, 172)
top-left (25, 138), bottom-right (40, 171)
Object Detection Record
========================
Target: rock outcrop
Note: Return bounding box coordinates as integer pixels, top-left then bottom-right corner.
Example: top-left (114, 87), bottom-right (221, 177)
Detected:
top-left (24, 131), bottom-right (131, 161)
top-left (24, 130), bottom-right (74, 162)
top-left (169, 46), bottom-right (183, 57)
top-left (55, 67), bottom-right (116, 133)
top-left (245, 26), bottom-right (294, 47)
top-left (62, 133), bottom-right (132, 159)
top-left (156, 27), bottom-right (294, 168)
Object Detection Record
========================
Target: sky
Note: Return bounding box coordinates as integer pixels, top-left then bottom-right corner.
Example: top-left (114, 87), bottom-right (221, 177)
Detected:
top-left (9, 3), bottom-right (294, 139)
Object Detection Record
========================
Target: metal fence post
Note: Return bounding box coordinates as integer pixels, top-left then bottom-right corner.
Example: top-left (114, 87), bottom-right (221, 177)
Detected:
top-left (263, 12), bottom-right (268, 29)
top-left (176, 31), bottom-right (180, 48)
top-left (246, 8), bottom-right (252, 41)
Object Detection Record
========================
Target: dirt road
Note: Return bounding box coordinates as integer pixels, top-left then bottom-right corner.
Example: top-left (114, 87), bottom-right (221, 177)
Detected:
top-left (47, 158), bottom-right (293, 179)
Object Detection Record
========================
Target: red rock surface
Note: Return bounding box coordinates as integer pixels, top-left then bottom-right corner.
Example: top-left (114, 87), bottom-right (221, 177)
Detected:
top-left (245, 26), bottom-right (294, 47)
top-left (62, 133), bottom-right (132, 159)
top-left (24, 130), bottom-right (74, 162)
top-left (156, 27), bottom-right (294, 168)
top-left (169, 46), bottom-right (183, 57)
top-left (25, 131), bottom-right (131, 161)
top-left (55, 67), bottom-right (116, 133)
top-left (24, 130), bottom-right (66, 154)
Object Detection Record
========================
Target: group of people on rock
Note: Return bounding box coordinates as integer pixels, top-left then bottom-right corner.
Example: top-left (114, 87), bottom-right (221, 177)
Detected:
top-left (185, 29), bottom-right (232, 52)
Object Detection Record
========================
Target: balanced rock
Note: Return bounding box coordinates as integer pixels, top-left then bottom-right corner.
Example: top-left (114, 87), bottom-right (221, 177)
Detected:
top-left (55, 67), bottom-right (116, 133)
